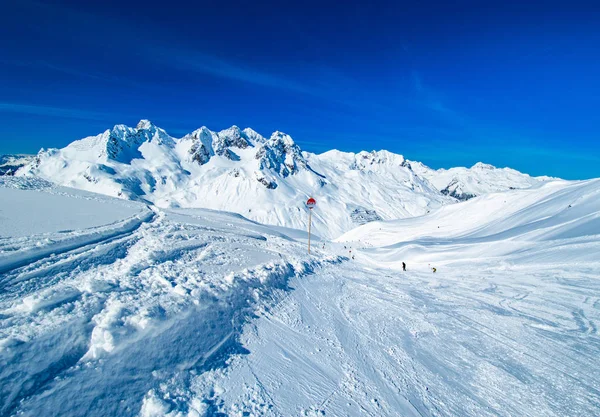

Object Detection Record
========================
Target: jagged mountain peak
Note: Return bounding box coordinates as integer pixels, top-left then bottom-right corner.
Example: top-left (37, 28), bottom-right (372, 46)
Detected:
top-left (268, 131), bottom-right (297, 148)
top-left (255, 131), bottom-right (307, 178)
top-left (56, 122), bottom-right (169, 164)
top-left (186, 126), bottom-right (213, 139)
top-left (215, 126), bottom-right (250, 152)
top-left (136, 119), bottom-right (154, 130)
top-left (104, 121), bottom-right (173, 162)
top-left (218, 125), bottom-right (242, 137)
top-left (471, 162), bottom-right (496, 170)
top-left (182, 125), bottom-right (253, 165)
top-left (351, 150), bottom-right (406, 170)
top-left (242, 127), bottom-right (266, 144)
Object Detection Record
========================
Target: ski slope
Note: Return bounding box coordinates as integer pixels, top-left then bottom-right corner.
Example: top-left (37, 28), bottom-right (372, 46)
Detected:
top-left (0, 178), bottom-right (338, 417)
top-left (187, 179), bottom-right (600, 416)
top-left (1, 177), bottom-right (599, 416)
top-left (339, 178), bottom-right (600, 267)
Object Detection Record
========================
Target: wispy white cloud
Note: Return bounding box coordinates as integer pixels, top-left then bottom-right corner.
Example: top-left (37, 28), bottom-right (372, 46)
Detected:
top-left (12, 0), bottom-right (394, 111)
top-left (0, 59), bottom-right (103, 80)
top-left (0, 102), bottom-right (114, 121)
top-left (0, 59), bottom-right (158, 91)
top-left (160, 49), bottom-right (314, 95)
top-left (410, 70), bottom-right (472, 128)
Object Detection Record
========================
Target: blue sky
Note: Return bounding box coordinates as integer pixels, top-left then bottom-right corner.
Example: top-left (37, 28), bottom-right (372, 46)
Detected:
top-left (1, 0), bottom-right (599, 179)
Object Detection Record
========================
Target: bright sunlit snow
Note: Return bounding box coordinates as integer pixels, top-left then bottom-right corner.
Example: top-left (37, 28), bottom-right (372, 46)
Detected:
top-left (1, 170), bottom-right (599, 416)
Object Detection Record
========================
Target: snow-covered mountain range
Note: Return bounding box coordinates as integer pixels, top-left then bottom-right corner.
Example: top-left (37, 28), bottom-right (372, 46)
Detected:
top-left (14, 120), bottom-right (555, 238)
top-left (410, 160), bottom-right (554, 201)
top-left (0, 154), bottom-right (34, 176)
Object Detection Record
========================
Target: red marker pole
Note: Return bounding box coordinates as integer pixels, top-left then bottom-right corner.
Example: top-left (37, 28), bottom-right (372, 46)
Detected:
top-left (308, 209), bottom-right (312, 254)
top-left (306, 197), bottom-right (316, 254)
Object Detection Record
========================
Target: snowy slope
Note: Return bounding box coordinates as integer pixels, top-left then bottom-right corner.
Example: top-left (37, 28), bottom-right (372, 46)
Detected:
top-left (410, 160), bottom-right (552, 200)
top-left (0, 177), bottom-right (339, 417)
top-left (191, 179), bottom-right (600, 417)
top-left (2, 176), bottom-right (599, 417)
top-left (13, 121), bottom-right (495, 239)
top-left (338, 178), bottom-right (599, 266)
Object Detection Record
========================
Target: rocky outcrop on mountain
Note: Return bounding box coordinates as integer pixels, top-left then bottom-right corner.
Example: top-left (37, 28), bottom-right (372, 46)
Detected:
top-left (255, 132), bottom-right (308, 177)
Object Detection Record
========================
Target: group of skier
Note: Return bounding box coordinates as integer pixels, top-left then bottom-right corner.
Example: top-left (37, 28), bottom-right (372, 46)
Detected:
top-left (402, 262), bottom-right (436, 273)
top-left (336, 245), bottom-right (437, 272)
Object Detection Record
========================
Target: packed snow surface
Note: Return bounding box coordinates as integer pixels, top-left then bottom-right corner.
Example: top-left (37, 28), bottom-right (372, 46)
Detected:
top-left (1, 176), bottom-right (599, 416)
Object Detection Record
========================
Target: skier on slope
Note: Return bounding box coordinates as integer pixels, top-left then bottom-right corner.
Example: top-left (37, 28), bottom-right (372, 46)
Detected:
top-left (402, 262), bottom-right (406, 272)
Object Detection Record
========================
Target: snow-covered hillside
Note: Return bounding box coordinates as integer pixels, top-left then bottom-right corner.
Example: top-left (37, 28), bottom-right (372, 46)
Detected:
top-left (1, 176), bottom-right (599, 416)
top-left (202, 178), bottom-right (600, 416)
top-left (338, 178), bottom-right (599, 259)
top-left (0, 177), bottom-right (338, 416)
top-left (16, 120), bottom-right (549, 239)
top-left (410, 160), bottom-right (552, 200)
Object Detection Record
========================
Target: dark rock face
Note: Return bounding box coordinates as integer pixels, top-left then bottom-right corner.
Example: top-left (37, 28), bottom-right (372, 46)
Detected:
top-left (255, 132), bottom-right (307, 178)
top-left (104, 121), bottom-right (172, 163)
top-left (256, 176), bottom-right (278, 189)
top-left (215, 126), bottom-right (250, 151)
top-left (215, 148), bottom-right (240, 161)
top-left (189, 142), bottom-right (211, 165)
top-left (440, 180), bottom-right (476, 201)
top-left (350, 207), bottom-right (383, 225)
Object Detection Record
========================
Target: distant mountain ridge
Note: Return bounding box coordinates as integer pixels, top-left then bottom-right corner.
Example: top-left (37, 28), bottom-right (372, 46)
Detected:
top-left (13, 120), bottom-right (555, 238)
top-left (409, 160), bottom-right (554, 201)
top-left (0, 154), bottom-right (35, 176)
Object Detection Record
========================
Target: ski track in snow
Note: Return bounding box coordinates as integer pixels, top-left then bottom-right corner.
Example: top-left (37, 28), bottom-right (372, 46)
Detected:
top-left (0, 182), bottom-right (340, 417)
top-left (179, 179), bottom-right (600, 417)
top-left (1, 177), bottom-right (600, 416)
top-left (190, 260), bottom-right (600, 417)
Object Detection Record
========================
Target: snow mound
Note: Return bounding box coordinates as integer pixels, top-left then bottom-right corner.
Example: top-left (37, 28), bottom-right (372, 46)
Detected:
top-left (0, 176), bottom-right (54, 190)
